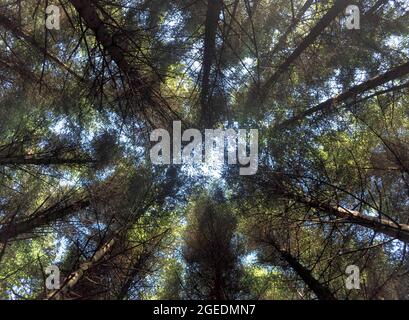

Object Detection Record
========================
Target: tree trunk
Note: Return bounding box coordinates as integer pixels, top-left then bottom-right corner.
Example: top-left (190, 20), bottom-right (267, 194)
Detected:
top-left (249, 0), bottom-right (349, 105)
top-left (278, 61), bottom-right (409, 129)
top-left (48, 236), bottom-right (117, 300)
top-left (295, 195), bottom-right (409, 243)
top-left (0, 155), bottom-right (96, 166)
top-left (200, 0), bottom-right (223, 127)
top-left (270, 239), bottom-right (336, 300)
top-left (0, 199), bottom-right (90, 244)
top-left (68, 0), bottom-right (172, 125)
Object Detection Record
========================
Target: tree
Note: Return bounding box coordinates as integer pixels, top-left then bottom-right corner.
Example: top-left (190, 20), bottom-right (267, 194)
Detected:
top-left (183, 195), bottom-right (247, 300)
top-left (0, 0), bottom-right (409, 300)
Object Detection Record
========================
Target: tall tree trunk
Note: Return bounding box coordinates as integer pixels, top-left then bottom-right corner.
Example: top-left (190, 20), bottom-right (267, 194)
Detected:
top-left (68, 0), bottom-right (173, 125)
top-left (277, 61), bottom-right (409, 129)
top-left (0, 155), bottom-right (96, 166)
top-left (292, 195), bottom-right (409, 243)
top-left (259, 0), bottom-right (314, 72)
top-left (0, 199), bottom-right (90, 244)
top-left (248, 0), bottom-right (349, 105)
top-left (48, 235), bottom-right (117, 300)
top-left (256, 175), bottom-right (409, 243)
top-left (270, 239), bottom-right (336, 300)
top-left (200, 0), bottom-right (223, 127)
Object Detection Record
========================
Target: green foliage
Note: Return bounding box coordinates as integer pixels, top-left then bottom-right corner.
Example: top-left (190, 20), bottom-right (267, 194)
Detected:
top-left (0, 0), bottom-right (409, 300)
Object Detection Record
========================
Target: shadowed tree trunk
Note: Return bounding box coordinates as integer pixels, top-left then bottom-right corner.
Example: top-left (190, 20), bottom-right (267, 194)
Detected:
top-left (255, 174), bottom-right (409, 243)
top-left (48, 235), bottom-right (117, 300)
top-left (0, 199), bottom-right (90, 244)
top-left (68, 0), bottom-right (173, 125)
top-left (278, 61), bottom-right (409, 129)
top-left (200, 0), bottom-right (224, 127)
top-left (0, 155), bottom-right (96, 166)
top-left (116, 230), bottom-right (169, 300)
top-left (259, 0), bottom-right (314, 72)
top-left (269, 239), bottom-right (336, 300)
top-left (292, 195), bottom-right (409, 243)
top-left (248, 0), bottom-right (349, 105)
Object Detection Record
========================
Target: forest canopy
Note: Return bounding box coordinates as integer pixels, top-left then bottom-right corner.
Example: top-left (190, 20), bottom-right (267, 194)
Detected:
top-left (0, 0), bottom-right (409, 300)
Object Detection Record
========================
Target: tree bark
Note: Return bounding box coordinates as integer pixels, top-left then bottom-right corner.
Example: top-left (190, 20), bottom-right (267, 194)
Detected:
top-left (259, 0), bottom-right (314, 72)
top-left (269, 183), bottom-right (409, 243)
top-left (68, 0), bottom-right (172, 122)
top-left (277, 61), bottom-right (409, 129)
top-left (270, 239), bottom-right (336, 300)
top-left (0, 155), bottom-right (96, 166)
top-left (200, 0), bottom-right (224, 127)
top-left (0, 199), bottom-right (90, 244)
top-left (248, 0), bottom-right (349, 105)
top-left (294, 195), bottom-right (409, 243)
top-left (48, 235), bottom-right (117, 300)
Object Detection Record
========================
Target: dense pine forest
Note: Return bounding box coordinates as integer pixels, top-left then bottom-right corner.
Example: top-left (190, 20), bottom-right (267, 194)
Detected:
top-left (0, 0), bottom-right (408, 300)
